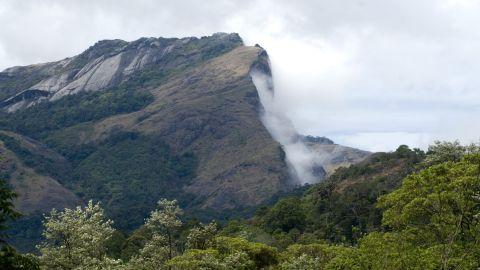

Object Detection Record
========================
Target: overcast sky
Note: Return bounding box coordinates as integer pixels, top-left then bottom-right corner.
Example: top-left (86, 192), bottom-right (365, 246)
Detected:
top-left (1, 0), bottom-right (479, 151)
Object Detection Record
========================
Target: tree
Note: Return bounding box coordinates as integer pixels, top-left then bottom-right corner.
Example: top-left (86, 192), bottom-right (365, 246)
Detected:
top-left (0, 245), bottom-right (40, 270)
top-left (0, 178), bottom-right (39, 269)
top-left (213, 236), bottom-right (278, 269)
top-left (37, 200), bottom-right (121, 269)
top-left (423, 140), bottom-right (479, 166)
top-left (256, 197), bottom-right (306, 233)
top-left (126, 234), bottom-right (170, 270)
top-left (279, 244), bottom-right (345, 270)
top-left (144, 199), bottom-right (183, 261)
top-left (0, 178), bottom-right (20, 242)
top-left (186, 222), bottom-right (218, 250)
top-left (167, 249), bottom-right (224, 270)
top-left (324, 152), bottom-right (480, 269)
top-left (125, 199), bottom-right (183, 269)
top-left (166, 248), bottom-right (254, 270)
top-left (377, 154), bottom-right (480, 269)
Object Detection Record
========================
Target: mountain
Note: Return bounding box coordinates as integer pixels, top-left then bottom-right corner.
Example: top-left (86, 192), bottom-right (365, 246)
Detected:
top-left (253, 145), bottom-right (425, 245)
top-left (300, 135), bottom-right (371, 176)
top-left (0, 33), bottom-right (369, 251)
top-left (0, 131), bottom-right (81, 214)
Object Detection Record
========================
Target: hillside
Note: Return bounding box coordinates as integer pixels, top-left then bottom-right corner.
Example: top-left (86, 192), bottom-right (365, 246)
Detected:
top-left (0, 33), bottom-right (368, 251)
top-left (237, 145), bottom-right (426, 249)
top-left (301, 135), bottom-right (370, 176)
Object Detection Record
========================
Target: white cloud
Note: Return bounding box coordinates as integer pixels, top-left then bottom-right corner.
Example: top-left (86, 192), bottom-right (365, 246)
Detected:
top-left (1, 0), bottom-right (479, 151)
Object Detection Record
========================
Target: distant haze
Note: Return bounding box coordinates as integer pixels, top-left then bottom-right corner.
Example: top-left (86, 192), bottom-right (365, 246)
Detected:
top-left (1, 0), bottom-right (480, 151)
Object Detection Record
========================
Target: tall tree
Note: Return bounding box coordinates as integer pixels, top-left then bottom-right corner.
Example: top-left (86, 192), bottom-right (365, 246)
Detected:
top-left (0, 178), bottom-right (20, 243)
top-left (377, 154), bottom-right (480, 269)
top-left (0, 177), bottom-right (39, 269)
top-left (126, 199), bottom-right (183, 270)
top-left (37, 200), bottom-right (120, 269)
top-left (144, 199), bottom-right (183, 261)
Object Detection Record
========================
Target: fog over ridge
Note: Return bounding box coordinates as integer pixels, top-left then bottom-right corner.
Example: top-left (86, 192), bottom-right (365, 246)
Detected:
top-left (251, 70), bottom-right (324, 184)
top-left (2, 0), bottom-right (480, 151)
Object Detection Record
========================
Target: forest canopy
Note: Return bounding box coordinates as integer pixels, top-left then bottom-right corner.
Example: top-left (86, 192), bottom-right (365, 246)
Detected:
top-left (2, 141), bottom-right (478, 269)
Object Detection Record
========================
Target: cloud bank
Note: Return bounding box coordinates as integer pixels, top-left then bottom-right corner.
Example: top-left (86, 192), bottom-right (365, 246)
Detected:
top-left (251, 70), bottom-right (322, 184)
top-left (1, 0), bottom-right (480, 151)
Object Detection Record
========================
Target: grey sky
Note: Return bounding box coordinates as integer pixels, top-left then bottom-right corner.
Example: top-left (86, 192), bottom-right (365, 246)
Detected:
top-left (1, 0), bottom-right (479, 151)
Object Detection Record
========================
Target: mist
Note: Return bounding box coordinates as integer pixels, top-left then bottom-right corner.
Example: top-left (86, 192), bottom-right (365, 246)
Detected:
top-left (251, 70), bottom-right (322, 184)
top-left (2, 0), bottom-right (480, 151)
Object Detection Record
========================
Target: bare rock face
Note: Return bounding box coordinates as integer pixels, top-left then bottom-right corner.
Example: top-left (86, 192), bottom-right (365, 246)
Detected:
top-left (63, 45), bottom-right (291, 211)
top-left (0, 33), bottom-right (369, 251)
top-left (1, 33), bottom-right (243, 111)
top-left (0, 33), bottom-right (291, 216)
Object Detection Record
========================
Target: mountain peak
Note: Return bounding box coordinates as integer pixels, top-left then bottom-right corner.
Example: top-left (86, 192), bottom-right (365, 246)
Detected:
top-left (0, 33), bottom-right (245, 112)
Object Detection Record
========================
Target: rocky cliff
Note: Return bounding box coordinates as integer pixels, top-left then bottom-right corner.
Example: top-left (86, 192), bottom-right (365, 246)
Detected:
top-left (0, 33), bottom-right (369, 250)
top-left (0, 33), bottom-right (291, 232)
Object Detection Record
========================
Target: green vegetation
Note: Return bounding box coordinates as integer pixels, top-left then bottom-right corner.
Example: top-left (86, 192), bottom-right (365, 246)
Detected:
top-left (23, 143), bottom-right (480, 268)
top-left (3, 34), bottom-right (479, 268)
top-left (0, 133), bottom-right (72, 182)
top-left (0, 86), bottom-right (153, 139)
top-left (0, 178), bottom-right (39, 269)
top-left (71, 132), bottom-right (197, 231)
top-left (0, 178), bottom-right (20, 242)
top-left (38, 200), bottom-right (121, 269)
top-left (250, 145), bottom-right (426, 247)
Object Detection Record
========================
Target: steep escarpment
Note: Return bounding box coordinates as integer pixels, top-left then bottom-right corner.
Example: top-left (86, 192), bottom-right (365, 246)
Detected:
top-left (0, 33), bottom-right (369, 252)
top-left (1, 33), bottom-right (242, 111)
top-left (0, 34), bottom-right (291, 243)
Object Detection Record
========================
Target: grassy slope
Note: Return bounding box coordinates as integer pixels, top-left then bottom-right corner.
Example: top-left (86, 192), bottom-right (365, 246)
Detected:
top-left (0, 43), bottom-right (291, 251)
top-left (0, 132), bottom-right (82, 252)
top-left (45, 46), bottom-right (290, 212)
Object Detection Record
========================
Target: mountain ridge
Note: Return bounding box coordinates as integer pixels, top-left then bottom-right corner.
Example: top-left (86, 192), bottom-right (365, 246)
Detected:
top-left (0, 33), bottom-right (370, 251)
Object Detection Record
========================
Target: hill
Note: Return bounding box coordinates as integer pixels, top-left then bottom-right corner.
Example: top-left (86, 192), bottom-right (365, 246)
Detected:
top-left (0, 33), bottom-right (368, 251)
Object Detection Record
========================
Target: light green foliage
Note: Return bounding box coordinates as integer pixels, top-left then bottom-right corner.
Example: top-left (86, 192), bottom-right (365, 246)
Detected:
top-left (144, 199), bottom-right (183, 259)
top-left (279, 244), bottom-right (344, 270)
top-left (167, 249), bottom-right (225, 270)
top-left (37, 200), bottom-right (121, 269)
top-left (377, 154), bottom-right (480, 269)
top-left (126, 234), bottom-right (170, 270)
top-left (145, 199), bottom-right (183, 233)
top-left (123, 199), bottom-right (183, 269)
top-left (365, 232), bottom-right (435, 269)
top-left (220, 219), bottom-right (276, 247)
top-left (328, 232), bottom-right (436, 270)
top-left (279, 254), bottom-right (322, 270)
top-left (213, 236), bottom-right (278, 269)
top-left (222, 250), bottom-right (255, 270)
top-left (423, 140), bottom-right (480, 166)
top-left (15, 141), bottom-right (480, 269)
top-left (186, 222), bottom-right (218, 250)
top-left (167, 248), bottom-right (254, 270)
